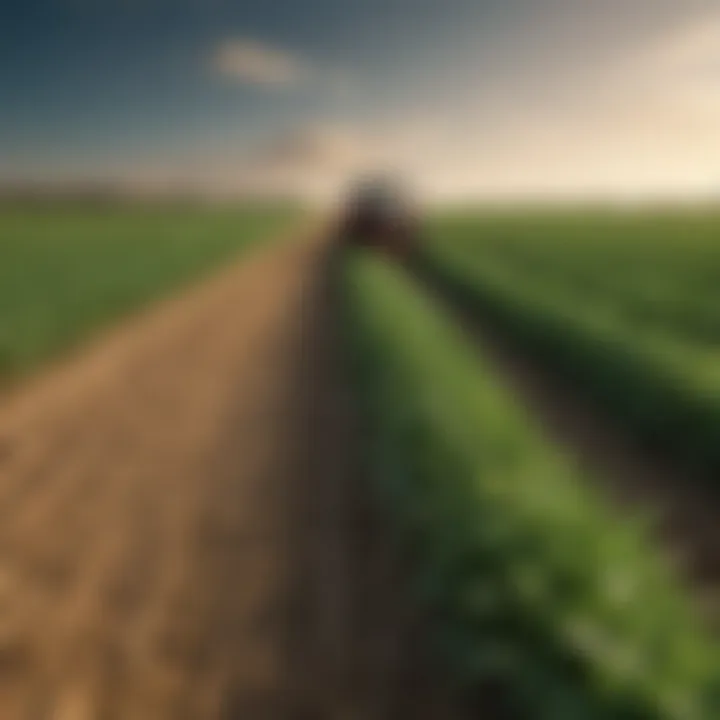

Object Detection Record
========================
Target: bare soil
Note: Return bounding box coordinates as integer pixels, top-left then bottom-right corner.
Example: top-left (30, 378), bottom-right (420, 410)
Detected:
top-left (0, 234), bottom-right (469, 719)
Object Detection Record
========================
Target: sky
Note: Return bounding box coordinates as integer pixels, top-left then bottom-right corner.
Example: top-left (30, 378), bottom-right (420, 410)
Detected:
top-left (2, 0), bottom-right (720, 200)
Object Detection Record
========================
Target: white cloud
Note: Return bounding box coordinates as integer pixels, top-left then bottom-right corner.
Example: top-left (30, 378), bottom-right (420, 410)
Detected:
top-left (242, 123), bottom-right (372, 201)
top-left (211, 39), bottom-right (310, 87)
top-left (258, 125), bottom-right (366, 168)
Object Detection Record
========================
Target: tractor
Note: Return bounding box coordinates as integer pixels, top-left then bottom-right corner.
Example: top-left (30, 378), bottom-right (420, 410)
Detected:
top-left (337, 177), bottom-right (419, 263)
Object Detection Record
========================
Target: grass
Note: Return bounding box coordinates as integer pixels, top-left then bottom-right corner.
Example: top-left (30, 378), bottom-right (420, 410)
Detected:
top-left (0, 203), bottom-right (299, 381)
top-left (342, 249), bottom-right (719, 719)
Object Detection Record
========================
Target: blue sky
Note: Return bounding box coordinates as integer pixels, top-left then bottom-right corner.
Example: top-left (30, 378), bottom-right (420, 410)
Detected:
top-left (0, 0), bottom-right (506, 164)
top-left (2, 0), bottom-right (720, 198)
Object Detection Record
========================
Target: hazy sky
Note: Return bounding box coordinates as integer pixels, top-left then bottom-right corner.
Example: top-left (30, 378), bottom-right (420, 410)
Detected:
top-left (2, 0), bottom-right (720, 198)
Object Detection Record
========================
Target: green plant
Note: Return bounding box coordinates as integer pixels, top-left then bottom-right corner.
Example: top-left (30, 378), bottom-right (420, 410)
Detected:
top-left (422, 212), bottom-right (720, 475)
top-left (0, 204), bottom-right (297, 381)
top-left (343, 251), bottom-right (720, 719)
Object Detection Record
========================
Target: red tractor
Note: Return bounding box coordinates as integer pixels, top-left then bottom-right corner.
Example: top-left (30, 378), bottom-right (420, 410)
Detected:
top-left (337, 178), bottom-right (419, 262)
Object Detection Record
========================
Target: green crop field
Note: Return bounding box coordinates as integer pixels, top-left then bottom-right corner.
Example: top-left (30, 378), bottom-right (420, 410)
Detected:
top-left (421, 209), bottom-right (720, 476)
top-left (0, 203), bottom-right (298, 382)
top-left (342, 208), bottom-right (720, 718)
top-left (342, 250), bottom-right (719, 719)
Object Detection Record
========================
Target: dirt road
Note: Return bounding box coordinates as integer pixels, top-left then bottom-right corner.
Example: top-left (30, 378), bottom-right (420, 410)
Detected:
top-left (0, 235), bottom-right (467, 720)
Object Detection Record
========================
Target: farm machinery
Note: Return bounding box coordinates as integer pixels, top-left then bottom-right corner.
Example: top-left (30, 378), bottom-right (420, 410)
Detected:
top-left (336, 177), bottom-right (420, 262)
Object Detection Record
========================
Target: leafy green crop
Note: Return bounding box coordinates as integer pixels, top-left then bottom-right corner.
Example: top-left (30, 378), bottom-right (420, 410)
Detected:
top-left (423, 211), bottom-right (720, 476)
top-left (426, 211), bottom-right (720, 348)
top-left (342, 251), bottom-right (720, 719)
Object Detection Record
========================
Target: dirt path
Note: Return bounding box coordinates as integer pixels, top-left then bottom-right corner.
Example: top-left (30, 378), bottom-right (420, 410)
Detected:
top-left (0, 235), bottom-right (467, 720)
top-left (416, 268), bottom-right (720, 626)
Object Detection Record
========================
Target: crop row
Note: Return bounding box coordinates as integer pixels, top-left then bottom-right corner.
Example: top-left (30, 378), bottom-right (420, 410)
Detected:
top-left (342, 250), bottom-right (718, 719)
top-left (422, 220), bottom-right (720, 477)
top-left (428, 213), bottom-right (720, 348)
